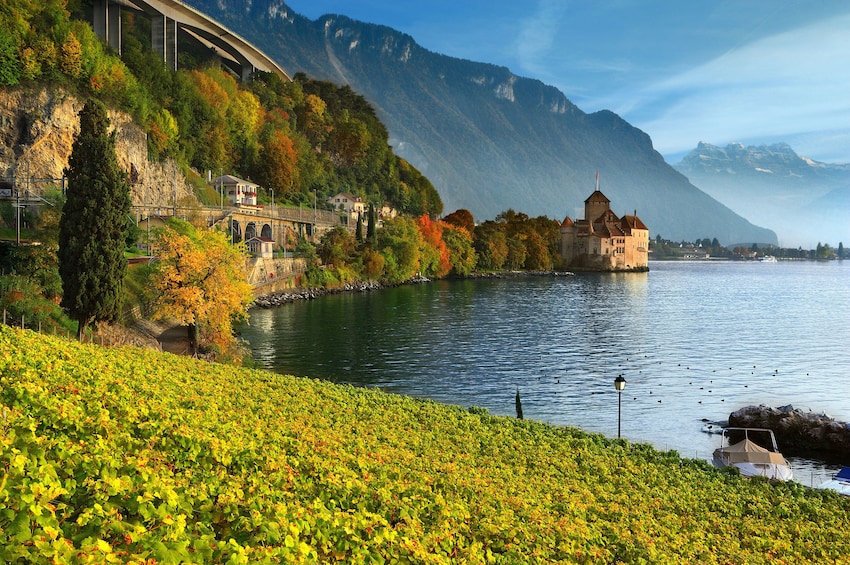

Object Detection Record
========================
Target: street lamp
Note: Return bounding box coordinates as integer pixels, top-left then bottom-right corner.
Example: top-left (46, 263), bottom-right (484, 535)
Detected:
top-left (614, 375), bottom-right (626, 438)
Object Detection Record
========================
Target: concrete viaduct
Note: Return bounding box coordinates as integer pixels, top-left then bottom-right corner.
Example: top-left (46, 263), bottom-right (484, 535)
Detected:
top-left (92, 0), bottom-right (290, 82)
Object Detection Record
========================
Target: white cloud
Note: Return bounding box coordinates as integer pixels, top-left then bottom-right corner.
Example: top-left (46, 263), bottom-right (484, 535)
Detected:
top-left (513, 0), bottom-right (569, 73)
top-left (618, 12), bottom-right (850, 162)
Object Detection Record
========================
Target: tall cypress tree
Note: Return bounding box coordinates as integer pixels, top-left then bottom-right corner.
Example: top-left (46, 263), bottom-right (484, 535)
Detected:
top-left (367, 202), bottom-right (377, 245)
top-left (355, 211), bottom-right (364, 243)
top-left (59, 99), bottom-right (131, 340)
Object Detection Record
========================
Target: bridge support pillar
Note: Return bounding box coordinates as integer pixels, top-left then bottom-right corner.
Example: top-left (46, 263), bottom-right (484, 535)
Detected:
top-left (151, 14), bottom-right (179, 71)
top-left (92, 0), bottom-right (122, 54)
top-left (241, 64), bottom-right (255, 83)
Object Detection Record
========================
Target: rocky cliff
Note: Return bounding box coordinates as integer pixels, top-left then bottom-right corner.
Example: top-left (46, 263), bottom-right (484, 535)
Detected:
top-left (0, 86), bottom-right (196, 209)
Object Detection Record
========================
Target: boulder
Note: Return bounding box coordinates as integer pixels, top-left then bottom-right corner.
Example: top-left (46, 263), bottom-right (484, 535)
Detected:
top-left (728, 405), bottom-right (850, 457)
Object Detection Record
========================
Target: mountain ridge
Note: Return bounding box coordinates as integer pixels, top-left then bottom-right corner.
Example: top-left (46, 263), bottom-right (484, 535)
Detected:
top-left (182, 0), bottom-right (777, 245)
top-left (674, 142), bottom-right (849, 247)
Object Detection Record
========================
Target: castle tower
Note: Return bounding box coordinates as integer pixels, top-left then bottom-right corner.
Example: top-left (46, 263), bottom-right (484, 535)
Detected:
top-left (584, 190), bottom-right (611, 224)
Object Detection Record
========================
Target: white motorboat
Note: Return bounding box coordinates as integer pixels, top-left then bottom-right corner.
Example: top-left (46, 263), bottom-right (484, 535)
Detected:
top-left (819, 467), bottom-right (850, 496)
top-left (712, 427), bottom-right (793, 481)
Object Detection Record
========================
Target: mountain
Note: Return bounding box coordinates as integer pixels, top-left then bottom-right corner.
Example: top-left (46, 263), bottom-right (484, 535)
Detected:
top-left (674, 142), bottom-right (850, 247)
top-left (181, 0), bottom-right (776, 246)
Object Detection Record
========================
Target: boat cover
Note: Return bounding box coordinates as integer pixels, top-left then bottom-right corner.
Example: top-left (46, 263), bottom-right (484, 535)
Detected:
top-left (836, 467), bottom-right (850, 482)
top-left (719, 439), bottom-right (787, 465)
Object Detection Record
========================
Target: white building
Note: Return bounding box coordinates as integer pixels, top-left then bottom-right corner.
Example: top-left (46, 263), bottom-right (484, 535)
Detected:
top-left (211, 174), bottom-right (259, 207)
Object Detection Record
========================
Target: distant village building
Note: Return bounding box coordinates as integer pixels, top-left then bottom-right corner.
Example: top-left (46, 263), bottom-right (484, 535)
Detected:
top-left (326, 193), bottom-right (398, 227)
top-left (211, 174), bottom-right (258, 207)
top-left (560, 187), bottom-right (649, 271)
top-left (378, 204), bottom-right (398, 221)
top-left (327, 192), bottom-right (367, 220)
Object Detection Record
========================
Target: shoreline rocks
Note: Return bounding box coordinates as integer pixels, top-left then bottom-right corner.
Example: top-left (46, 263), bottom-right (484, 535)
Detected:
top-left (460, 270), bottom-right (575, 279)
top-left (251, 270), bottom-right (577, 308)
top-left (728, 405), bottom-right (850, 459)
top-left (252, 280), bottom-right (385, 308)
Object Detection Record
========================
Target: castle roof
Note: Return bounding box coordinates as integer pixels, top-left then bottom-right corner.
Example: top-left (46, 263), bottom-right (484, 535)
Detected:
top-left (621, 214), bottom-right (648, 232)
top-left (585, 190), bottom-right (610, 204)
top-left (561, 215), bottom-right (574, 228)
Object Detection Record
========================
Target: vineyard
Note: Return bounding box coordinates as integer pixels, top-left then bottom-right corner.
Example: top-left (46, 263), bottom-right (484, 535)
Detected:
top-left (1, 326), bottom-right (848, 564)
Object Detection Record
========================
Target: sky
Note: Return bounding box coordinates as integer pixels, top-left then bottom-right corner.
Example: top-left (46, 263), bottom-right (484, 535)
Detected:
top-left (282, 0), bottom-right (850, 164)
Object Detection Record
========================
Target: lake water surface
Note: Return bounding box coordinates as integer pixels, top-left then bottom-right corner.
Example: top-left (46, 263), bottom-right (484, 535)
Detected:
top-left (240, 260), bottom-right (850, 485)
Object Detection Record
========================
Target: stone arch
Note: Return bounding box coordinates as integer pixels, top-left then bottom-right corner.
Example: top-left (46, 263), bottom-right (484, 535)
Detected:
top-left (231, 219), bottom-right (242, 243)
top-left (244, 222), bottom-right (257, 240)
top-left (261, 223), bottom-right (272, 239)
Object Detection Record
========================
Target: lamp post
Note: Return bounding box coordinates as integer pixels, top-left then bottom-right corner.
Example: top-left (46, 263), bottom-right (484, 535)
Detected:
top-left (614, 375), bottom-right (626, 438)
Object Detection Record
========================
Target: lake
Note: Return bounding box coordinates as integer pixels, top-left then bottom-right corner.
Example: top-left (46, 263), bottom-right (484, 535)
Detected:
top-left (239, 260), bottom-right (850, 486)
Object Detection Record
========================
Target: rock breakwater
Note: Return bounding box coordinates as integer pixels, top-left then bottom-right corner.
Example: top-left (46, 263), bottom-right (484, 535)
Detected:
top-left (252, 276), bottom-right (431, 308)
top-left (252, 271), bottom-right (576, 308)
top-left (729, 405), bottom-right (850, 458)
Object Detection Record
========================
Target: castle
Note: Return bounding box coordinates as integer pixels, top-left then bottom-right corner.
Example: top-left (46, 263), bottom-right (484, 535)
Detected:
top-left (559, 186), bottom-right (649, 271)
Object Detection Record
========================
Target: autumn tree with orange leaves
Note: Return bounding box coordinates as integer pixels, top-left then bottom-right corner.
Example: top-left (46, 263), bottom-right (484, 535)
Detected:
top-left (147, 219), bottom-right (254, 362)
top-left (258, 131), bottom-right (298, 196)
top-left (415, 214), bottom-right (451, 279)
top-left (442, 209), bottom-right (475, 233)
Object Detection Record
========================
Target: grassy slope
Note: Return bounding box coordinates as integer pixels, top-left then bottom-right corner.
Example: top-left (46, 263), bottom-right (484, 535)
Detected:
top-left (1, 326), bottom-right (847, 564)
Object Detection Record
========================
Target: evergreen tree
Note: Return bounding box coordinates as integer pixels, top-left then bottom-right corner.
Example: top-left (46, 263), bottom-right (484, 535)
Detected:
top-left (367, 202), bottom-right (377, 245)
top-left (355, 212), bottom-right (363, 243)
top-left (59, 99), bottom-right (131, 340)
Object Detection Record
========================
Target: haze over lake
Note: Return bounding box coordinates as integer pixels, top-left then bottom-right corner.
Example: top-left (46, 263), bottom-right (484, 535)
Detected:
top-left (240, 260), bottom-right (849, 484)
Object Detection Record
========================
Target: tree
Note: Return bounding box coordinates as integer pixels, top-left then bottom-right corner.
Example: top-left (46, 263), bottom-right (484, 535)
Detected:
top-left (258, 131), bottom-right (298, 196)
top-left (147, 219), bottom-right (253, 360)
top-left (317, 225), bottom-right (355, 268)
top-left (367, 202), bottom-right (377, 245)
top-left (0, 30), bottom-right (21, 86)
top-left (58, 99), bottom-right (131, 340)
top-left (523, 230), bottom-right (551, 270)
top-left (505, 237), bottom-right (528, 270)
top-left (442, 209), bottom-right (475, 233)
top-left (442, 223), bottom-right (477, 276)
top-left (59, 30), bottom-right (82, 79)
top-left (415, 214), bottom-right (450, 278)
top-left (377, 216), bottom-right (422, 284)
top-left (474, 221), bottom-right (508, 271)
top-left (355, 213), bottom-right (364, 243)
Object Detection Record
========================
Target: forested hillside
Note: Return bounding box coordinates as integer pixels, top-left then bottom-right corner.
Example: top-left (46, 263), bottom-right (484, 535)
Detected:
top-left (0, 0), bottom-right (441, 217)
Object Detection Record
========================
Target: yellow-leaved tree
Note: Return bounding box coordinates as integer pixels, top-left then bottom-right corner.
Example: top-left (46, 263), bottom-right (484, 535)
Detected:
top-left (147, 219), bottom-right (254, 362)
